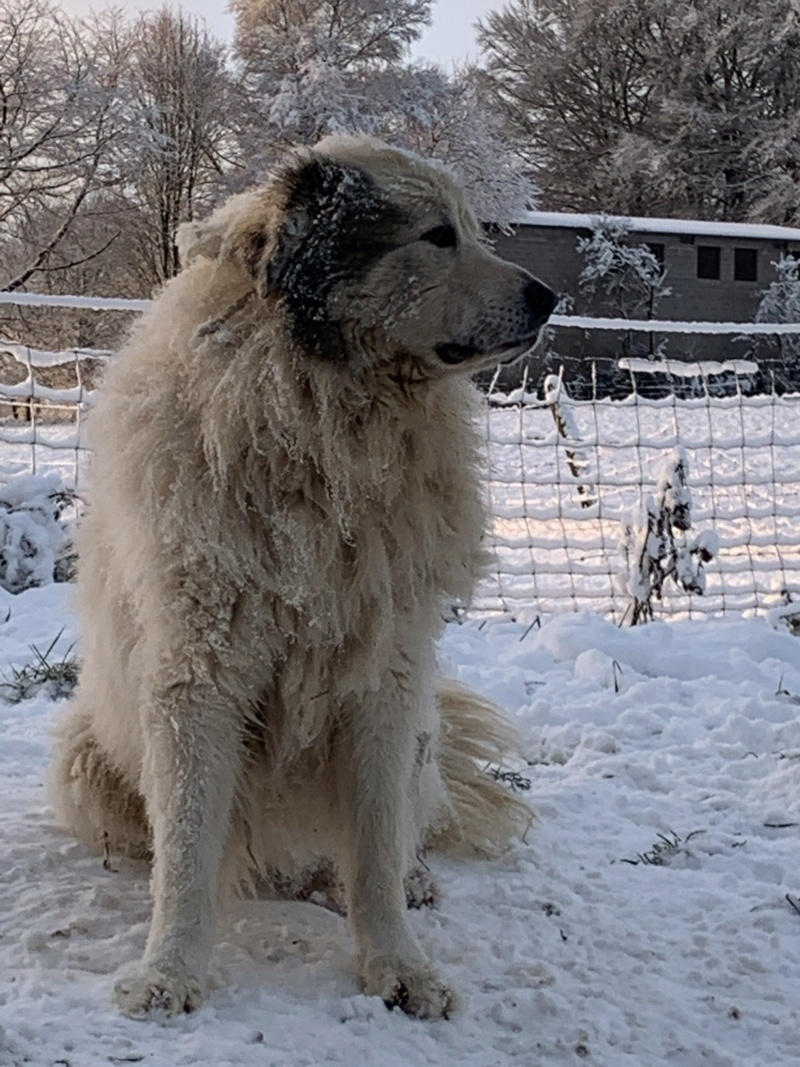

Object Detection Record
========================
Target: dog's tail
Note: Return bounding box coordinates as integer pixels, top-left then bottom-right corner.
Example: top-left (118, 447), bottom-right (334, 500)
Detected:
top-left (430, 677), bottom-right (533, 856)
top-left (49, 703), bottom-right (151, 861)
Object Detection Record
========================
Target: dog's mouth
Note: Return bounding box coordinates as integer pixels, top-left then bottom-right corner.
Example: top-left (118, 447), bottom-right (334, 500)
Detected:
top-left (435, 342), bottom-right (482, 365)
top-left (496, 332), bottom-right (542, 365)
top-left (435, 331), bottom-right (541, 368)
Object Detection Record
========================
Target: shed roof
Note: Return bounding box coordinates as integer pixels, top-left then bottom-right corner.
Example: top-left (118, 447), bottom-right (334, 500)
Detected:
top-left (515, 210), bottom-right (800, 243)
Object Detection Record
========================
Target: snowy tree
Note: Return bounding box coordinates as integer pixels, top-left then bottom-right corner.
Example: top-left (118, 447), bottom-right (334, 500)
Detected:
top-left (476, 0), bottom-right (671, 214)
top-left (231, 0), bottom-right (434, 151)
top-left (400, 66), bottom-right (535, 227)
top-left (0, 0), bottom-right (128, 293)
top-left (477, 0), bottom-right (800, 223)
top-left (649, 0), bottom-right (800, 225)
top-left (232, 0), bottom-right (430, 78)
top-left (0, 2), bottom-right (245, 343)
top-left (754, 256), bottom-right (800, 381)
top-left (620, 449), bottom-right (718, 624)
top-left (577, 217), bottom-right (671, 356)
top-left (113, 8), bottom-right (241, 290)
top-left (230, 0), bottom-right (533, 224)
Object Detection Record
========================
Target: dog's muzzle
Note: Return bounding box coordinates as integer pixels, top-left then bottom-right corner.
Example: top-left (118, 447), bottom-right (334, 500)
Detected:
top-left (435, 277), bottom-right (558, 367)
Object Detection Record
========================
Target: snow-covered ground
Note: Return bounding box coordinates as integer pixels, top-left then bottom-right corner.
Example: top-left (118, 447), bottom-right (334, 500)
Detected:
top-left (2, 583), bottom-right (800, 1066)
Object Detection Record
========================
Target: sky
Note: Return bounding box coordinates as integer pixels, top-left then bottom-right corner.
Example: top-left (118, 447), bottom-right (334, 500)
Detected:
top-left (413, 0), bottom-right (498, 67)
top-left (55, 0), bottom-right (500, 67)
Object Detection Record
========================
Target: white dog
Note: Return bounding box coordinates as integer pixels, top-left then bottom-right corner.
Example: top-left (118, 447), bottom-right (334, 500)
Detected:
top-left (51, 135), bottom-right (555, 1020)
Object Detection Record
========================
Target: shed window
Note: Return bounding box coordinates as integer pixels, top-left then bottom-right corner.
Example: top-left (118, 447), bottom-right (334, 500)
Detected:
top-left (734, 248), bottom-right (758, 282)
top-left (645, 242), bottom-right (665, 265)
top-left (697, 246), bottom-right (720, 279)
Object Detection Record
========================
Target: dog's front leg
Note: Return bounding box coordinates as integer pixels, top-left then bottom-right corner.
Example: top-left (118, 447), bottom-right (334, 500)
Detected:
top-left (336, 668), bottom-right (456, 1019)
top-left (114, 676), bottom-right (241, 1017)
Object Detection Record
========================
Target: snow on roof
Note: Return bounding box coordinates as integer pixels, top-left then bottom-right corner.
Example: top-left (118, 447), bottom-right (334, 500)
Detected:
top-left (514, 210), bottom-right (800, 243)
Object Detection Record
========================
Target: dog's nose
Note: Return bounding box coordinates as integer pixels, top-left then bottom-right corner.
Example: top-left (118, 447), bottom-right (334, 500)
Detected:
top-left (524, 278), bottom-right (558, 326)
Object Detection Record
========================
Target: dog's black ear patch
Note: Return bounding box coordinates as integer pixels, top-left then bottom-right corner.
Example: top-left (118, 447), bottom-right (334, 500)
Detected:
top-left (264, 156), bottom-right (408, 361)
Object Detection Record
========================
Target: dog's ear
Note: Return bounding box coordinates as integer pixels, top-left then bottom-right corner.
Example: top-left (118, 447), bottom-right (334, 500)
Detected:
top-left (261, 156), bottom-right (365, 298)
top-left (176, 219), bottom-right (224, 267)
top-left (253, 155), bottom-right (408, 359)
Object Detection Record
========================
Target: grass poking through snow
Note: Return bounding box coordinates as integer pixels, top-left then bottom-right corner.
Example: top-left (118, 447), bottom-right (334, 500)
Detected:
top-left (0, 630), bottom-right (79, 704)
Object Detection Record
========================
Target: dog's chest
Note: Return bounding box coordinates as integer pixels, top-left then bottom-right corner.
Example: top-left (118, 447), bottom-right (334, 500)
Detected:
top-left (317, 422), bottom-right (483, 608)
top-left (240, 387), bottom-right (488, 644)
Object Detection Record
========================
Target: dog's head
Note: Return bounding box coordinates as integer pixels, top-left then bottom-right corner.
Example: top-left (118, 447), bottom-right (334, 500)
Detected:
top-left (180, 136), bottom-right (556, 378)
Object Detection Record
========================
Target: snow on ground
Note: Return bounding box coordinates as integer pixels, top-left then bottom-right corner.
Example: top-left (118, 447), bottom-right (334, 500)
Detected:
top-left (2, 585), bottom-right (800, 1066)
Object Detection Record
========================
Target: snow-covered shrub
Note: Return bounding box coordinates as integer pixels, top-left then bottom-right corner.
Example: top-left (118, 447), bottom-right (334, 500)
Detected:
top-left (755, 255), bottom-right (800, 379)
top-left (620, 448), bottom-right (718, 625)
top-left (577, 216), bottom-right (671, 357)
top-left (544, 374), bottom-right (594, 508)
top-left (768, 593), bottom-right (800, 637)
top-left (0, 473), bottom-right (76, 593)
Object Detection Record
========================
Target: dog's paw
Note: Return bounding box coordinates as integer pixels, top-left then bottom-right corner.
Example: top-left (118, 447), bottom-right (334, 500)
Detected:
top-left (363, 957), bottom-right (457, 1019)
top-left (113, 963), bottom-right (203, 1018)
top-left (404, 866), bottom-right (440, 910)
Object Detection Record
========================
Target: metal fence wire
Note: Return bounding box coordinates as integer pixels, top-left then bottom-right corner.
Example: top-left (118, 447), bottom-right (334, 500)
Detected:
top-left (0, 295), bottom-right (798, 623)
top-left (479, 364), bottom-right (800, 621)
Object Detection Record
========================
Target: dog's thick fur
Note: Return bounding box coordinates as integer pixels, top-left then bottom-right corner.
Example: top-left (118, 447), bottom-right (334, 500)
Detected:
top-left (50, 135), bottom-right (554, 1020)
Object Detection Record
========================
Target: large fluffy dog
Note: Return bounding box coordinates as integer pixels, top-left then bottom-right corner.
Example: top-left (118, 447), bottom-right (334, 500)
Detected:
top-left (50, 135), bottom-right (556, 1020)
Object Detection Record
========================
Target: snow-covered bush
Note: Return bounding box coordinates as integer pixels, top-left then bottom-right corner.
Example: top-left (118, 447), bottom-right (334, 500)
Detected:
top-left (755, 255), bottom-right (800, 379)
top-left (0, 474), bottom-right (76, 593)
top-left (578, 216), bottom-right (671, 357)
top-left (620, 448), bottom-right (718, 625)
top-left (768, 593), bottom-right (800, 637)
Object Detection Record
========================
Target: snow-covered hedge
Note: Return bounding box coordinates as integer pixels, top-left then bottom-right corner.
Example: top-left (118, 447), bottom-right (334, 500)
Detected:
top-left (0, 474), bottom-right (76, 594)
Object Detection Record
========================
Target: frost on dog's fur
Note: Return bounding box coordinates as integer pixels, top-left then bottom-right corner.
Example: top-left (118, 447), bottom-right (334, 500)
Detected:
top-left (50, 134), bottom-right (553, 1020)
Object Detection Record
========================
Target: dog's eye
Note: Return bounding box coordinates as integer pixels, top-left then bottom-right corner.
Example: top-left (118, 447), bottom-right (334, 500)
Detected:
top-left (420, 224), bottom-right (458, 249)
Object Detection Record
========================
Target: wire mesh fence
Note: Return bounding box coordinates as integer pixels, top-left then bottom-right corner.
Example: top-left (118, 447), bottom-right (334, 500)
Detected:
top-left (478, 363), bottom-right (800, 622)
top-left (0, 337), bottom-right (108, 490)
top-left (0, 294), bottom-right (798, 623)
